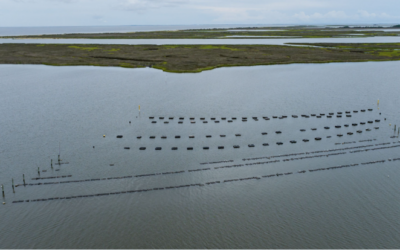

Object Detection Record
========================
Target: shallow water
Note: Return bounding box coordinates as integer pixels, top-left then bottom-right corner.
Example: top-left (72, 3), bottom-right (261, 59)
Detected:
top-left (2, 36), bottom-right (400, 46)
top-left (226, 35), bottom-right (300, 38)
top-left (0, 24), bottom-right (279, 36)
top-left (227, 29), bottom-right (287, 32)
top-left (1, 62), bottom-right (400, 248)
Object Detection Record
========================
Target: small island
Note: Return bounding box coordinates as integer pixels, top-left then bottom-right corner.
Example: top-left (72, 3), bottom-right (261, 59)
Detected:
top-left (1, 43), bottom-right (400, 72)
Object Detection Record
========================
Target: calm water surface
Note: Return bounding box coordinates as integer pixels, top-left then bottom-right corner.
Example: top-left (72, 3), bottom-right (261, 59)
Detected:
top-left (0, 24), bottom-right (281, 36)
top-left (2, 36), bottom-right (400, 45)
top-left (0, 62), bottom-right (400, 248)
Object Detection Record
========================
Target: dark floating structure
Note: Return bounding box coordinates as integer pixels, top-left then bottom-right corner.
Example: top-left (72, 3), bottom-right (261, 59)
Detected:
top-left (276, 142), bottom-right (283, 145)
top-left (311, 128), bottom-right (317, 131)
top-left (303, 139), bottom-right (309, 142)
top-left (17, 144), bottom-right (397, 197)
top-left (137, 136), bottom-right (142, 139)
top-left (31, 175), bottom-right (72, 181)
top-left (375, 120), bottom-right (380, 122)
top-left (152, 121), bottom-right (157, 124)
top-left (300, 129), bottom-right (306, 132)
top-left (344, 124), bottom-right (349, 127)
top-left (347, 132), bottom-right (353, 135)
top-left (324, 127), bottom-right (330, 129)
top-left (175, 136), bottom-right (181, 138)
top-left (187, 147), bottom-right (193, 150)
top-left (201, 160), bottom-right (233, 165)
top-left (235, 134), bottom-right (241, 137)
top-left (290, 140), bottom-right (297, 144)
top-left (203, 147), bottom-right (209, 150)
top-left (124, 147), bottom-right (130, 150)
top-left (161, 136), bottom-right (167, 139)
top-left (263, 143), bottom-right (269, 146)
top-left (335, 125), bottom-right (341, 128)
top-left (315, 137), bottom-right (322, 141)
top-left (155, 147), bottom-right (162, 150)
top-left (233, 145), bottom-right (240, 149)
top-left (139, 147), bottom-right (146, 150)
top-left (248, 144), bottom-right (255, 147)
top-left (218, 146), bottom-right (225, 149)
top-left (275, 131), bottom-right (282, 134)
top-left (116, 135), bottom-right (123, 138)
top-left (172, 147), bottom-right (178, 150)
top-left (262, 132), bottom-right (268, 135)
top-left (337, 134), bottom-right (343, 137)
top-left (220, 135), bottom-right (226, 137)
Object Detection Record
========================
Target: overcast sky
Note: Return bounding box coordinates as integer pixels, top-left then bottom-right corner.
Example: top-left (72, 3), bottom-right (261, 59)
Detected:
top-left (1, 0), bottom-right (400, 27)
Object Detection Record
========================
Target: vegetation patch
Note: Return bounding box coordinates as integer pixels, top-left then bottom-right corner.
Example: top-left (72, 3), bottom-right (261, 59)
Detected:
top-left (1, 43), bottom-right (400, 73)
top-left (68, 46), bottom-right (100, 51)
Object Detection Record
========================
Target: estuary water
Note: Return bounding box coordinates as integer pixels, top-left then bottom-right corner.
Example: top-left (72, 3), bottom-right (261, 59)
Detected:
top-left (1, 36), bottom-right (400, 46)
top-left (0, 25), bottom-right (284, 36)
top-left (0, 62), bottom-right (400, 248)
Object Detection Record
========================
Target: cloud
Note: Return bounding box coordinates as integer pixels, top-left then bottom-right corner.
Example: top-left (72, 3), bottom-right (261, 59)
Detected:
top-left (118, 0), bottom-right (187, 12)
top-left (2, 0), bottom-right (400, 26)
top-left (292, 10), bottom-right (400, 21)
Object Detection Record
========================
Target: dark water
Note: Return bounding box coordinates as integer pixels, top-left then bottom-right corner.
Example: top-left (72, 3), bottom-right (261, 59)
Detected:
top-left (1, 62), bottom-right (400, 248)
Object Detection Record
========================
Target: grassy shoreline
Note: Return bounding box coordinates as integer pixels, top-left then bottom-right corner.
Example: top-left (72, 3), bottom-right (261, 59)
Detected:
top-left (1, 43), bottom-right (400, 73)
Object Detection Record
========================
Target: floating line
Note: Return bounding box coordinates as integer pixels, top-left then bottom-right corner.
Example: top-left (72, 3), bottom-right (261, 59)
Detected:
top-left (12, 157), bottom-right (394, 204)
